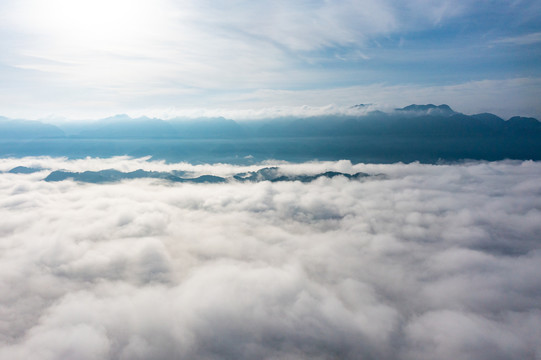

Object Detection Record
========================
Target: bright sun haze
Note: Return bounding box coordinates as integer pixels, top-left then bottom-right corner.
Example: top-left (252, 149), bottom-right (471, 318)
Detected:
top-left (0, 0), bottom-right (539, 119)
top-left (19, 0), bottom-right (162, 47)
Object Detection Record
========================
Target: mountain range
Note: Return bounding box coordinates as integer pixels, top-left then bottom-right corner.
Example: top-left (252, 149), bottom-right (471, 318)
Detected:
top-left (0, 167), bottom-right (373, 184)
top-left (1, 105), bottom-right (540, 163)
top-left (1, 105), bottom-right (540, 140)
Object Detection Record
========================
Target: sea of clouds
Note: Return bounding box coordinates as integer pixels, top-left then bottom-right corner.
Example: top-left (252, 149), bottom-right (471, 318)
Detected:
top-left (0, 157), bottom-right (540, 360)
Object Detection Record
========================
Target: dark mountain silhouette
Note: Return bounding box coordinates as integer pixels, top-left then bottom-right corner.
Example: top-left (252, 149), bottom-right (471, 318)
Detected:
top-left (2, 105), bottom-right (540, 140)
top-left (44, 169), bottom-right (227, 183)
top-left (233, 167), bottom-right (372, 182)
top-left (470, 113), bottom-right (506, 132)
top-left (351, 103), bottom-right (373, 109)
top-left (7, 166), bottom-right (44, 174)
top-left (238, 106), bottom-right (540, 138)
top-left (1, 105), bottom-right (541, 162)
top-left (43, 168), bottom-right (373, 184)
top-left (395, 104), bottom-right (456, 116)
top-left (505, 116), bottom-right (541, 134)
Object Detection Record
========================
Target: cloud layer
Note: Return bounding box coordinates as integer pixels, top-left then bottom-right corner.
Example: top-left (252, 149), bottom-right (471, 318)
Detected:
top-left (0, 0), bottom-right (540, 119)
top-left (1, 158), bottom-right (540, 359)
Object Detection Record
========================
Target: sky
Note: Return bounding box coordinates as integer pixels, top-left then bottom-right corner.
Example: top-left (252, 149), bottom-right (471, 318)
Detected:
top-left (1, 157), bottom-right (540, 359)
top-left (0, 0), bottom-right (540, 120)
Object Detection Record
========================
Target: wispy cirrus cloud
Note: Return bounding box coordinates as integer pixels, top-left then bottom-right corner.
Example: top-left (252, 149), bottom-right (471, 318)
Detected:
top-left (125, 77), bottom-right (541, 121)
top-left (0, 0), bottom-right (539, 118)
top-left (492, 32), bottom-right (541, 46)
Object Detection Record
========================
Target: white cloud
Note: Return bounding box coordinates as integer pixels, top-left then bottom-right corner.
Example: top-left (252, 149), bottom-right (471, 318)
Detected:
top-left (492, 32), bottom-right (541, 46)
top-left (3, 76), bottom-right (537, 121)
top-left (125, 77), bottom-right (541, 120)
top-left (0, 158), bottom-right (540, 359)
top-left (2, 0), bottom-right (521, 120)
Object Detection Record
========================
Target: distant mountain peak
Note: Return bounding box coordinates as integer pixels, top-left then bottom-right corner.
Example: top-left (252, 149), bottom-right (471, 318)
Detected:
top-left (506, 116), bottom-right (541, 131)
top-left (351, 103), bottom-right (373, 109)
top-left (43, 167), bottom-right (373, 184)
top-left (396, 104), bottom-right (456, 116)
top-left (508, 116), bottom-right (540, 123)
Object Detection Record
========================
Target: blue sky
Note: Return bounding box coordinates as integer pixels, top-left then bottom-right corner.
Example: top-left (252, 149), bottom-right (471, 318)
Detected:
top-left (0, 0), bottom-right (540, 119)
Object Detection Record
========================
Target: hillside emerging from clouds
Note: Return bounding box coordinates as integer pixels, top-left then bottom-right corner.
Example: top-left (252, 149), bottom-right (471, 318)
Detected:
top-left (1, 105), bottom-right (541, 163)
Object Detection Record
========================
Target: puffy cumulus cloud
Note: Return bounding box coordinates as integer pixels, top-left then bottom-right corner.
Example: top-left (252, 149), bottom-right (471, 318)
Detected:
top-left (0, 158), bottom-right (541, 359)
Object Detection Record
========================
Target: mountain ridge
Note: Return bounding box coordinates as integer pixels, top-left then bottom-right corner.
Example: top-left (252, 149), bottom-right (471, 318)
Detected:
top-left (2, 104), bottom-right (541, 163)
top-left (42, 167), bottom-right (374, 184)
top-left (1, 104), bottom-right (539, 140)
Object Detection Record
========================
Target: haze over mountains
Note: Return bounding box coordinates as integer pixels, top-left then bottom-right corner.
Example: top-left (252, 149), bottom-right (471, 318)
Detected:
top-left (2, 104), bottom-right (540, 139)
top-left (1, 104), bottom-right (540, 163)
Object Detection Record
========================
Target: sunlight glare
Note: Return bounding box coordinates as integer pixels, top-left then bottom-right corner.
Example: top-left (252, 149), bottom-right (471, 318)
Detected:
top-left (23, 0), bottom-right (167, 51)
